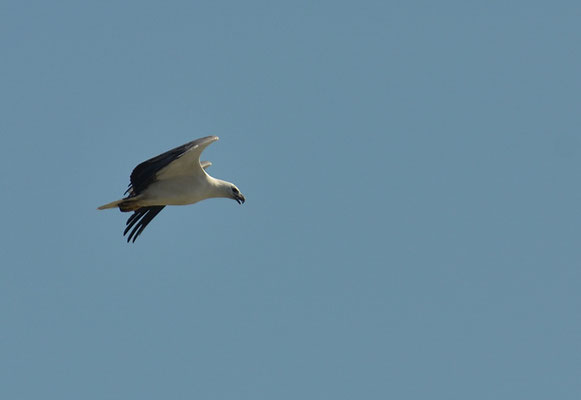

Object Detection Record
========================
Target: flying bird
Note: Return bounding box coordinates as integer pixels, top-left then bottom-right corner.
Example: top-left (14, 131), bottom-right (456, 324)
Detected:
top-left (98, 136), bottom-right (245, 242)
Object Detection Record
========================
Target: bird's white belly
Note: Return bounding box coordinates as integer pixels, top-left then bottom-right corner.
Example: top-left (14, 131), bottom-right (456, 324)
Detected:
top-left (141, 177), bottom-right (211, 206)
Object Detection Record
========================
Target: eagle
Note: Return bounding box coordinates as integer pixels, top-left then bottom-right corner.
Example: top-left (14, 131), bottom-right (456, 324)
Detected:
top-left (98, 136), bottom-right (245, 242)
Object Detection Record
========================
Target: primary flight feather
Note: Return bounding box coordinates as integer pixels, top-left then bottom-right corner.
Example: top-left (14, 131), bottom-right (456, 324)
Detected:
top-left (98, 136), bottom-right (245, 242)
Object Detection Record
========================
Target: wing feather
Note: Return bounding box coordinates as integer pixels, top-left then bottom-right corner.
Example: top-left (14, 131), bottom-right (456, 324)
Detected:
top-left (129, 136), bottom-right (218, 195)
top-left (124, 206), bottom-right (165, 242)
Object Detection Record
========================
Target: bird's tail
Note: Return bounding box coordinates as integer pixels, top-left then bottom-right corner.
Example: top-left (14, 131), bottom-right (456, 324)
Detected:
top-left (97, 199), bottom-right (124, 210)
top-left (97, 197), bottom-right (141, 212)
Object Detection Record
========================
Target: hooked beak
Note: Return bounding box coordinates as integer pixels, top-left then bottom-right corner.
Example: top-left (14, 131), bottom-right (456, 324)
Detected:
top-left (235, 193), bottom-right (245, 205)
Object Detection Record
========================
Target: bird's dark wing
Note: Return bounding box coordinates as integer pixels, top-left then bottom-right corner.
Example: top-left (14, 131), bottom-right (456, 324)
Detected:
top-left (123, 206), bottom-right (165, 243)
top-left (128, 136), bottom-right (218, 195)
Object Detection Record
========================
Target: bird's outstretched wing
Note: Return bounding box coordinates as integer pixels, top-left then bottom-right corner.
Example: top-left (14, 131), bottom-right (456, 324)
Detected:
top-left (200, 160), bottom-right (212, 169)
top-left (128, 136), bottom-right (218, 195)
top-left (124, 206), bottom-right (165, 242)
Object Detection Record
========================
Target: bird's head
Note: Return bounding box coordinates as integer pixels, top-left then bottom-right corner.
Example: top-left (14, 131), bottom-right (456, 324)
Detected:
top-left (230, 184), bottom-right (245, 204)
top-left (212, 179), bottom-right (245, 204)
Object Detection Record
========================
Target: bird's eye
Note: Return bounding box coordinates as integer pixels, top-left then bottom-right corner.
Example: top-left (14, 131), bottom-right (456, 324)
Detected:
top-left (232, 187), bottom-right (239, 194)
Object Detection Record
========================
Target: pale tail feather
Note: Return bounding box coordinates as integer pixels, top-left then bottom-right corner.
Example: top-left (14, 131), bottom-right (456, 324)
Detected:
top-left (98, 197), bottom-right (141, 211)
top-left (97, 199), bottom-right (124, 210)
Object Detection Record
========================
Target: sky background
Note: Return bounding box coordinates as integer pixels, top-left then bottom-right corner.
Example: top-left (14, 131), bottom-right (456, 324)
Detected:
top-left (1, 1), bottom-right (580, 399)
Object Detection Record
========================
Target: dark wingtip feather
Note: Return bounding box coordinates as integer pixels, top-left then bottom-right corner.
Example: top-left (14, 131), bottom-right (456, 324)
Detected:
top-left (123, 206), bottom-right (165, 243)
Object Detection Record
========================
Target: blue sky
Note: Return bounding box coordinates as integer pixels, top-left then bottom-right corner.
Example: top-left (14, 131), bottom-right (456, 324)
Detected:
top-left (1, 1), bottom-right (580, 399)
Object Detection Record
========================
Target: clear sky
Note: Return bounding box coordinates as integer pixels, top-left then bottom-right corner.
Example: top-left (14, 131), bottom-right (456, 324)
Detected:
top-left (1, 1), bottom-right (580, 399)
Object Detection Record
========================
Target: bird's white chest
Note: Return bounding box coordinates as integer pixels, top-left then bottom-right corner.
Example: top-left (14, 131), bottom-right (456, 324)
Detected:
top-left (143, 176), bottom-right (213, 205)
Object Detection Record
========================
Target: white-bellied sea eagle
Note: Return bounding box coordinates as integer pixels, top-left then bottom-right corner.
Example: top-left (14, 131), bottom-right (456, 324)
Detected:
top-left (98, 136), bottom-right (245, 242)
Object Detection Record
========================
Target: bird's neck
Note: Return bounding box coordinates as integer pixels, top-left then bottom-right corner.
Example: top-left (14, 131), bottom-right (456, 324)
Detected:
top-left (206, 176), bottom-right (232, 199)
